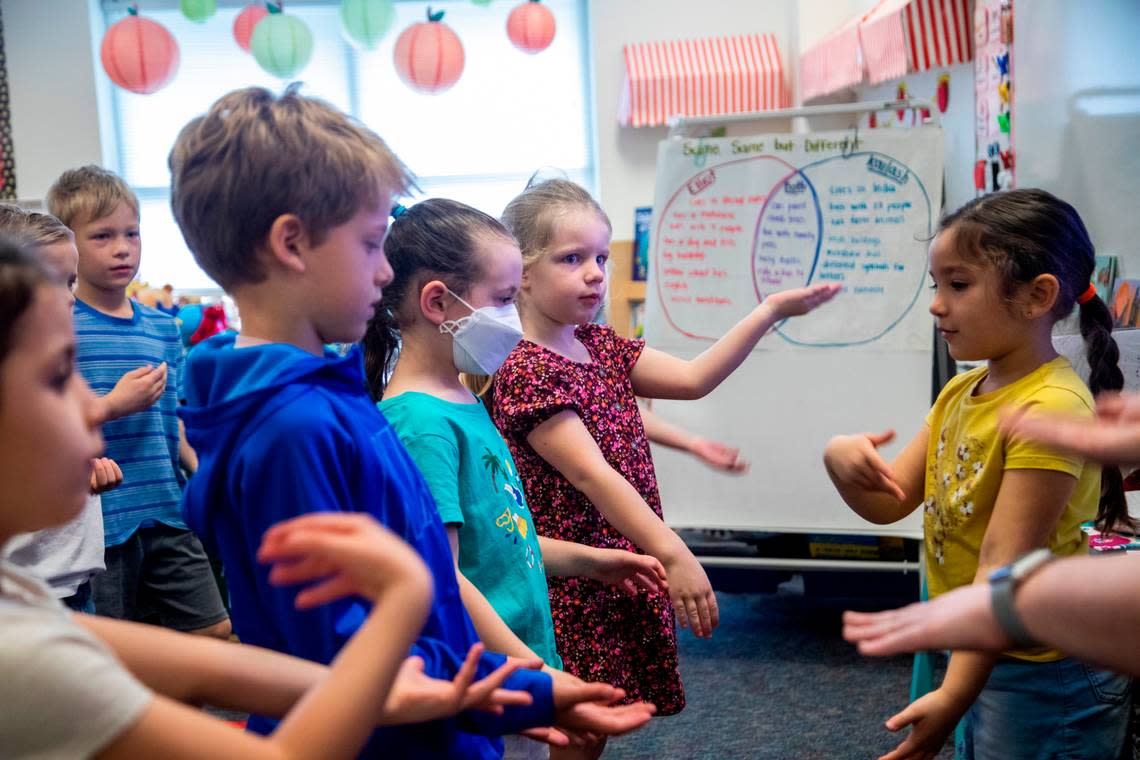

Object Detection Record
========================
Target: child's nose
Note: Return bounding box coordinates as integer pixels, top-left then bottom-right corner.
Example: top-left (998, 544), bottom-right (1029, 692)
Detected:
top-left (375, 254), bottom-right (394, 289)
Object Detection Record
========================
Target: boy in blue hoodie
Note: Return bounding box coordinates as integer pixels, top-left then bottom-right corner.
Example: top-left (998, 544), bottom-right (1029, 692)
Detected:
top-left (168, 85), bottom-right (655, 759)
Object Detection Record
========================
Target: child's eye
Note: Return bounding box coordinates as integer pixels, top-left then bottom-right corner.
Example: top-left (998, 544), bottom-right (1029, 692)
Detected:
top-left (950, 281), bottom-right (968, 291)
top-left (596, 254), bottom-right (609, 266)
top-left (563, 253), bottom-right (580, 264)
top-left (127, 230), bottom-right (141, 239)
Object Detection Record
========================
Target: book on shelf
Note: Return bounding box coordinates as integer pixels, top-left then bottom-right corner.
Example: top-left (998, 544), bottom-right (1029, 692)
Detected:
top-left (632, 207), bottom-right (651, 282)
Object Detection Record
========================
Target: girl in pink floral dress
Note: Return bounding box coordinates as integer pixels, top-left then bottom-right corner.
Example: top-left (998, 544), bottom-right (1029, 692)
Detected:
top-left (492, 180), bottom-right (838, 755)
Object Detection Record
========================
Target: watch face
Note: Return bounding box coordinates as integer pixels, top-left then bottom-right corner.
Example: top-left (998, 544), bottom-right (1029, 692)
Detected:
top-left (1010, 548), bottom-right (1053, 582)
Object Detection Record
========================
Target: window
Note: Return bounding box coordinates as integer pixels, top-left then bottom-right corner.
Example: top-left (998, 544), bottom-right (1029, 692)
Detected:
top-left (100, 0), bottom-right (595, 291)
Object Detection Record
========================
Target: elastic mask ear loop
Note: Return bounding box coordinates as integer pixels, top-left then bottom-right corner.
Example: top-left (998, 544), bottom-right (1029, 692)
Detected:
top-left (439, 287), bottom-right (477, 337)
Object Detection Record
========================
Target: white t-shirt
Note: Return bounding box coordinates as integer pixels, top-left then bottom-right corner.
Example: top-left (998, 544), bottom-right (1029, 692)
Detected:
top-left (0, 560), bottom-right (152, 758)
top-left (4, 494), bottom-right (105, 596)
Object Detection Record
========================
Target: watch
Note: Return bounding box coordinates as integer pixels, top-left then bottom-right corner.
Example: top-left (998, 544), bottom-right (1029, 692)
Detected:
top-left (988, 548), bottom-right (1054, 648)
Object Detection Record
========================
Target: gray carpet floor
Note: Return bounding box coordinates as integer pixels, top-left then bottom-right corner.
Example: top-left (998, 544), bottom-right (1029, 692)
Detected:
top-left (604, 585), bottom-right (953, 760)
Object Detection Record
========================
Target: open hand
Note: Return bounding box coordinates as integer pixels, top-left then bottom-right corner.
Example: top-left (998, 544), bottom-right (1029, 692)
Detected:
top-left (378, 644), bottom-right (538, 725)
top-left (1001, 392), bottom-right (1140, 467)
top-left (762, 283), bottom-right (842, 319)
top-left (586, 548), bottom-right (668, 596)
top-left (551, 677), bottom-right (656, 738)
top-left (823, 431), bottom-right (907, 501)
top-left (843, 583), bottom-right (1009, 657)
top-left (688, 437), bottom-right (749, 473)
top-left (89, 457), bottom-right (123, 494)
top-left (878, 689), bottom-right (963, 760)
top-left (663, 552), bottom-right (719, 638)
top-left (258, 512), bottom-right (431, 606)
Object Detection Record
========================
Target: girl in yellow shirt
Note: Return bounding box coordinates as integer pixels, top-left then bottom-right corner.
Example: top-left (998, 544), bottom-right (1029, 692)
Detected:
top-left (824, 188), bottom-right (1130, 760)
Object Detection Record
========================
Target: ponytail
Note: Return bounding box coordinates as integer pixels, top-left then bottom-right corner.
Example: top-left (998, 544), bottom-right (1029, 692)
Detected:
top-left (362, 308), bottom-right (400, 402)
top-left (1078, 294), bottom-right (1132, 532)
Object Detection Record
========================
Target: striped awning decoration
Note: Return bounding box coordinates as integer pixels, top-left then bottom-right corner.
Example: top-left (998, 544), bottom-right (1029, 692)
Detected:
top-left (619, 33), bottom-right (787, 128)
top-left (800, 17), bottom-right (863, 102)
top-left (860, 0), bottom-right (973, 85)
top-left (799, 0), bottom-right (973, 101)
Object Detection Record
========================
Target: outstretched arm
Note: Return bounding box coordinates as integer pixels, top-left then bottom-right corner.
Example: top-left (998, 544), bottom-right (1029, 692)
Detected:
top-left (639, 406), bottom-right (747, 474)
top-left (844, 552), bottom-right (1140, 676)
top-left (1001, 392), bottom-right (1140, 466)
top-left (630, 284), bottom-right (840, 400)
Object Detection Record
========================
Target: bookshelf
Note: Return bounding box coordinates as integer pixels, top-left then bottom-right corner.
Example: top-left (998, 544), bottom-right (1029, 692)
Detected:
top-left (607, 239), bottom-right (646, 339)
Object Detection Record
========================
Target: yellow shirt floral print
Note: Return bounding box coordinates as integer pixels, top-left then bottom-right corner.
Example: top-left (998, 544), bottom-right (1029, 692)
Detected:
top-left (924, 357), bottom-right (1099, 662)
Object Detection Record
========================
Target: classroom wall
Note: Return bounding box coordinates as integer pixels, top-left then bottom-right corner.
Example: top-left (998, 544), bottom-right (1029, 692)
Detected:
top-left (2, 0), bottom-right (112, 201)
top-left (586, 0), bottom-right (798, 240)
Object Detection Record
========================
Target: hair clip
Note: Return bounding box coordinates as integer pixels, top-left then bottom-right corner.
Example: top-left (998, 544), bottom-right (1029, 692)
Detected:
top-left (390, 203), bottom-right (408, 219)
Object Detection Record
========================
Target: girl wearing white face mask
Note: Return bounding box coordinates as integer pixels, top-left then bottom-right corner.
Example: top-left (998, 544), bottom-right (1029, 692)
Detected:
top-left (362, 200), bottom-right (666, 760)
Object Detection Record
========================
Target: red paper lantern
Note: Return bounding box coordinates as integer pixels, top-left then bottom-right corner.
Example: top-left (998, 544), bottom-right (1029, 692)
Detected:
top-left (100, 7), bottom-right (180, 95)
top-left (233, 2), bottom-right (270, 52)
top-left (393, 8), bottom-right (465, 94)
top-left (506, 0), bottom-right (555, 54)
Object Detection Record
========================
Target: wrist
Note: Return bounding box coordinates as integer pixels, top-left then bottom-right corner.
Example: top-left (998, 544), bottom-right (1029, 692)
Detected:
top-left (988, 548), bottom-right (1054, 649)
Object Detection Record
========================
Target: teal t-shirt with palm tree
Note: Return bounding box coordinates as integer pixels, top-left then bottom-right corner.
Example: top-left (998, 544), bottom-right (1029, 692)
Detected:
top-left (380, 391), bottom-right (562, 669)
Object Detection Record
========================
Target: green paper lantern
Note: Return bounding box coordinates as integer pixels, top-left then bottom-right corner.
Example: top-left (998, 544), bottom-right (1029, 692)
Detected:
top-left (180, 0), bottom-right (217, 23)
top-left (250, 9), bottom-right (314, 79)
top-left (340, 0), bottom-right (395, 50)
top-left (471, 0), bottom-right (494, 5)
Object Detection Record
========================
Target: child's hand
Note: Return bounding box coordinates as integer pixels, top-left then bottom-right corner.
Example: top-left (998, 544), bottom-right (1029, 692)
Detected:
top-left (377, 644), bottom-right (538, 725)
top-left (89, 457), bottom-right (123, 494)
top-left (879, 688), bottom-right (965, 760)
top-left (762, 283), bottom-right (842, 319)
top-left (1001, 392), bottom-right (1140, 466)
top-left (843, 583), bottom-right (1010, 657)
top-left (258, 512), bottom-right (432, 607)
top-left (688, 437), bottom-right (749, 473)
top-left (584, 547), bottom-right (668, 596)
top-left (823, 432), bottom-right (907, 501)
top-left (550, 677), bottom-right (656, 738)
top-left (663, 552), bottom-right (719, 638)
top-left (103, 363), bottom-right (167, 419)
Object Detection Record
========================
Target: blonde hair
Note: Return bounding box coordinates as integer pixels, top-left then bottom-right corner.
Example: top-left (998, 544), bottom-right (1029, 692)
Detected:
top-left (500, 178), bottom-right (610, 271)
top-left (169, 84), bottom-right (415, 290)
top-left (0, 203), bottom-right (74, 248)
top-left (45, 165), bottom-right (139, 229)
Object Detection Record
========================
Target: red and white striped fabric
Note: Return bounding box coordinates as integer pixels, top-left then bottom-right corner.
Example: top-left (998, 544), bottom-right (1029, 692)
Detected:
top-left (619, 33), bottom-right (786, 128)
top-left (800, 17), bottom-right (863, 102)
top-left (860, 0), bottom-right (973, 85)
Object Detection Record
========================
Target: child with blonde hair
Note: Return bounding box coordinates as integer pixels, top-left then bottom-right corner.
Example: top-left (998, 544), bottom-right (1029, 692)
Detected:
top-left (492, 178), bottom-right (837, 758)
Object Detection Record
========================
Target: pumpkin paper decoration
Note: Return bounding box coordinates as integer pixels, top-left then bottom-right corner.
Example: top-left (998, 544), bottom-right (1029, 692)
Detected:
top-left (340, 0), bottom-right (395, 49)
top-left (250, 5), bottom-right (314, 78)
top-left (180, 0), bottom-right (217, 23)
top-left (101, 7), bottom-right (180, 95)
top-left (506, 0), bottom-right (555, 54)
top-left (393, 8), bottom-right (465, 94)
top-left (233, 2), bottom-right (270, 52)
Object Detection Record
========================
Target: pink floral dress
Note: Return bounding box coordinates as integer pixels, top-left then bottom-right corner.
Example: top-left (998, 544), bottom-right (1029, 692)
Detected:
top-left (492, 323), bottom-right (684, 715)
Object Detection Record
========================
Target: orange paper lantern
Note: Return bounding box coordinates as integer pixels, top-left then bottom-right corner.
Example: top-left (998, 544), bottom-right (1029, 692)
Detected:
top-left (100, 7), bottom-right (180, 95)
top-left (393, 8), bottom-right (465, 94)
top-left (506, 0), bottom-right (555, 54)
top-left (233, 2), bottom-right (270, 52)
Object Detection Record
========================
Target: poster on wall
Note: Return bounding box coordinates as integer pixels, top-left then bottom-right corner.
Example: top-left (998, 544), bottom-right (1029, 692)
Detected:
top-left (646, 127), bottom-right (944, 353)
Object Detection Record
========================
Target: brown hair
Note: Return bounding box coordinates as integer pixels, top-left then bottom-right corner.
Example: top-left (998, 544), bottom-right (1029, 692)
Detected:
top-left (45, 165), bottom-right (139, 229)
top-left (940, 188), bottom-right (1129, 532)
top-left (0, 237), bottom-right (51, 370)
top-left (169, 84), bottom-right (415, 290)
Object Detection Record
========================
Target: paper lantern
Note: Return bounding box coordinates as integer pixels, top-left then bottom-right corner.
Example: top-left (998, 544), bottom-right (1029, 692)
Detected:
top-left (471, 0), bottom-right (493, 5)
top-left (506, 0), bottom-right (555, 54)
top-left (250, 6), bottom-right (314, 78)
top-left (393, 9), bottom-right (465, 94)
top-left (233, 2), bottom-right (269, 52)
top-left (100, 8), bottom-right (180, 95)
top-left (180, 0), bottom-right (217, 23)
top-left (340, 0), bottom-right (395, 49)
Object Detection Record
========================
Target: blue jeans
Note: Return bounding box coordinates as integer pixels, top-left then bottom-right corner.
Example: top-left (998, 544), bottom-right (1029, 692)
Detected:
top-left (957, 657), bottom-right (1131, 760)
top-left (62, 580), bottom-right (95, 614)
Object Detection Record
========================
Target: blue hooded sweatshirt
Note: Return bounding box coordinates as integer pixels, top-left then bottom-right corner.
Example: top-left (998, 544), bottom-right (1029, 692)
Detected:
top-left (179, 334), bottom-right (554, 758)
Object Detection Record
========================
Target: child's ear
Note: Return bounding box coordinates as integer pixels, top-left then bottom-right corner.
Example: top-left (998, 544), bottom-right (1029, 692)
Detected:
top-left (1024, 273), bottom-right (1060, 319)
top-left (419, 280), bottom-right (450, 326)
top-left (263, 214), bottom-right (308, 274)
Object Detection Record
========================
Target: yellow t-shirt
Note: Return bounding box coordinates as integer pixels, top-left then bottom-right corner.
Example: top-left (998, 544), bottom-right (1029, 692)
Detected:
top-left (923, 357), bottom-right (1099, 662)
